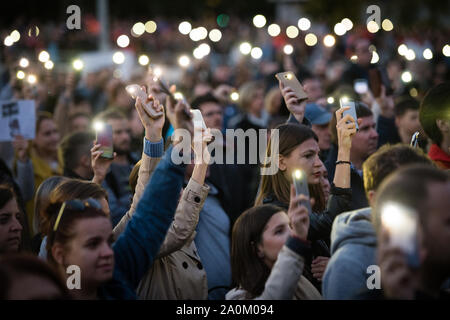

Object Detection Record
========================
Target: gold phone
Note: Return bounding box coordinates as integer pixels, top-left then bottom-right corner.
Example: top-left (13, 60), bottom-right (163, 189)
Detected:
top-left (275, 72), bottom-right (308, 102)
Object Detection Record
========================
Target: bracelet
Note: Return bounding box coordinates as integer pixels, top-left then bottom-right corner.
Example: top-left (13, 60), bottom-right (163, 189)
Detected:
top-left (336, 160), bottom-right (351, 166)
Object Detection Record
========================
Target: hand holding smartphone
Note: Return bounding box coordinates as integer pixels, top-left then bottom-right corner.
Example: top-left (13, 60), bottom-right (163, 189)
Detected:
top-left (191, 109), bottom-right (207, 130)
top-left (275, 72), bottom-right (308, 102)
top-left (95, 122), bottom-right (114, 159)
top-left (126, 84), bottom-right (164, 118)
top-left (292, 169), bottom-right (312, 214)
top-left (339, 98), bottom-right (359, 131)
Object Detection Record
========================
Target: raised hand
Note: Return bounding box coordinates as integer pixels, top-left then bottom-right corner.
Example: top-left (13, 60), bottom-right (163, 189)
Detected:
top-left (335, 107), bottom-right (359, 153)
top-left (192, 127), bottom-right (213, 165)
top-left (12, 135), bottom-right (29, 162)
top-left (287, 185), bottom-right (311, 241)
top-left (91, 143), bottom-right (116, 185)
top-left (135, 86), bottom-right (165, 142)
top-left (279, 81), bottom-right (307, 123)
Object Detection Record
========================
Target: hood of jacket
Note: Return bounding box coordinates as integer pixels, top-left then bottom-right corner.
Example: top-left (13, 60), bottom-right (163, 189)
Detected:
top-left (330, 207), bottom-right (376, 255)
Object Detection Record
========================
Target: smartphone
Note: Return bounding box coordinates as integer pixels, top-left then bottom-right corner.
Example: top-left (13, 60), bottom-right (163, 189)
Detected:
top-left (369, 67), bottom-right (393, 97)
top-left (95, 123), bottom-right (114, 159)
top-left (381, 202), bottom-right (420, 268)
top-left (292, 169), bottom-right (311, 214)
top-left (191, 109), bottom-right (207, 130)
top-left (339, 98), bottom-right (359, 131)
top-left (275, 72), bottom-right (308, 102)
top-left (125, 84), bottom-right (164, 118)
top-left (354, 79), bottom-right (369, 95)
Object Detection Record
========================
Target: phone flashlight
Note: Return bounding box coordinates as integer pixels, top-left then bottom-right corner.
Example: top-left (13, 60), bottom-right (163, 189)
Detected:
top-left (292, 169), bottom-right (311, 214)
top-left (125, 84), bottom-right (164, 118)
top-left (94, 121), bottom-right (114, 159)
top-left (381, 202), bottom-right (420, 268)
top-left (354, 79), bottom-right (369, 95)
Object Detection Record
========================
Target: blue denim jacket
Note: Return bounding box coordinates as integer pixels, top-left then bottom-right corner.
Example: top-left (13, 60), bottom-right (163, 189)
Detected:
top-left (99, 146), bottom-right (185, 299)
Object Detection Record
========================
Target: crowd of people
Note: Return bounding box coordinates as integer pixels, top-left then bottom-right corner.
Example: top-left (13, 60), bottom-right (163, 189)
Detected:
top-left (0, 13), bottom-right (449, 300)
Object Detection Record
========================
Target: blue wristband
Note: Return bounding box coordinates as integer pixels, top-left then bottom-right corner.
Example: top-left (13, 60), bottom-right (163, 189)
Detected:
top-left (143, 137), bottom-right (164, 158)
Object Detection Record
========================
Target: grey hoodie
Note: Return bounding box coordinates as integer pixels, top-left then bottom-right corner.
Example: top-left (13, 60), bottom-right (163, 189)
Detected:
top-left (322, 207), bottom-right (377, 299)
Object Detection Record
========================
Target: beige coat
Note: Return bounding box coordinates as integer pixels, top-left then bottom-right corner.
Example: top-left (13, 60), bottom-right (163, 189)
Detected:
top-left (226, 245), bottom-right (322, 300)
top-left (113, 151), bottom-right (209, 300)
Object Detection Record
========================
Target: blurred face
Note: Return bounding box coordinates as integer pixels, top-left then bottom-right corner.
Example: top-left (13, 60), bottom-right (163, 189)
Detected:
top-left (70, 116), bottom-right (90, 133)
top-left (7, 274), bottom-right (64, 300)
top-left (303, 79), bottom-right (324, 102)
top-left (355, 39), bottom-right (372, 67)
top-left (248, 88), bottom-right (265, 115)
top-left (0, 199), bottom-right (22, 253)
top-left (257, 212), bottom-right (290, 269)
top-left (115, 90), bottom-right (133, 110)
top-left (311, 123), bottom-right (331, 151)
top-left (422, 182), bottom-right (450, 277)
top-left (35, 119), bottom-right (60, 154)
top-left (281, 138), bottom-right (323, 185)
top-left (200, 102), bottom-right (223, 131)
top-left (396, 110), bottom-right (421, 137)
top-left (62, 217), bottom-right (114, 288)
top-left (107, 118), bottom-right (131, 154)
top-left (351, 116), bottom-right (379, 160)
top-left (320, 166), bottom-right (331, 203)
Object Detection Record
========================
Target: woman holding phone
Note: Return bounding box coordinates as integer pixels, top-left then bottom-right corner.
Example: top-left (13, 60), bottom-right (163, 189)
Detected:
top-left (227, 188), bottom-right (321, 300)
top-left (255, 107), bottom-right (357, 290)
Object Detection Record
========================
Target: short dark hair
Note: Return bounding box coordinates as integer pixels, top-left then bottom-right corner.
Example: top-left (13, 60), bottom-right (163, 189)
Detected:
top-left (0, 253), bottom-right (71, 299)
top-left (372, 165), bottom-right (449, 233)
top-left (363, 144), bottom-right (434, 197)
top-left (190, 93), bottom-right (221, 110)
top-left (394, 97), bottom-right (420, 118)
top-left (59, 131), bottom-right (95, 171)
top-left (419, 82), bottom-right (450, 145)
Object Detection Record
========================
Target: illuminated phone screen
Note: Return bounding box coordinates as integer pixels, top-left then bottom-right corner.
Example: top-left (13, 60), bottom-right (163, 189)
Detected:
top-left (96, 123), bottom-right (114, 159)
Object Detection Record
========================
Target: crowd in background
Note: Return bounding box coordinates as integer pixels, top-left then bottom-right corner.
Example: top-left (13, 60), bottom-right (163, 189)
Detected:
top-left (0, 12), bottom-right (449, 300)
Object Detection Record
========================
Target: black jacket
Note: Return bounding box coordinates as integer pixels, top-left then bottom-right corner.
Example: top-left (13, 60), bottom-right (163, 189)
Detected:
top-left (325, 144), bottom-right (369, 210)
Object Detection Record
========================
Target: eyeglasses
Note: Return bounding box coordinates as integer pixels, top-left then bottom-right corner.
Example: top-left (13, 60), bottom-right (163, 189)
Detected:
top-left (53, 198), bottom-right (102, 231)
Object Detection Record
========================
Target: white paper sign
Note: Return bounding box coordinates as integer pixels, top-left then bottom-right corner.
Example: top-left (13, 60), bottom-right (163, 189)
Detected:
top-left (0, 100), bottom-right (36, 142)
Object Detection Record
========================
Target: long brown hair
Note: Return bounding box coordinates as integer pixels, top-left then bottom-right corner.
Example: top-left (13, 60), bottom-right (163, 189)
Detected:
top-left (255, 124), bottom-right (318, 206)
top-left (231, 204), bottom-right (284, 298)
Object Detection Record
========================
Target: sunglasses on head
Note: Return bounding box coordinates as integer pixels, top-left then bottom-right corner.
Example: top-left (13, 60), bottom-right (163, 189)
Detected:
top-left (53, 198), bottom-right (102, 231)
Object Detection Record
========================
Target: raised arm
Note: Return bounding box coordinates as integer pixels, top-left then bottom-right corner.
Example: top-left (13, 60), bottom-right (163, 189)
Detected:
top-left (112, 97), bottom-right (194, 290)
top-left (156, 127), bottom-right (212, 258)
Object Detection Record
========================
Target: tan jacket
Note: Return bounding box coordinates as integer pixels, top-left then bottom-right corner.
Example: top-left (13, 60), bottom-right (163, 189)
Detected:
top-left (226, 245), bottom-right (322, 300)
top-left (113, 151), bottom-right (209, 300)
